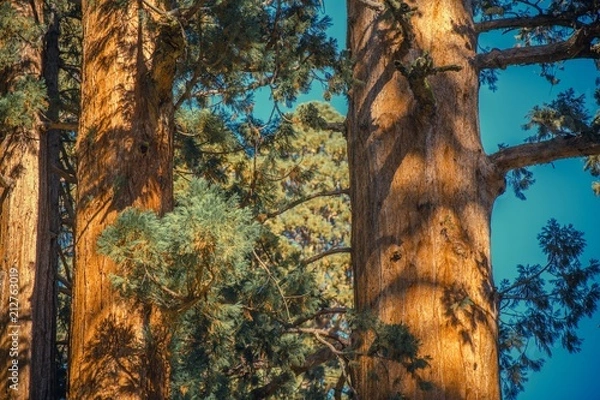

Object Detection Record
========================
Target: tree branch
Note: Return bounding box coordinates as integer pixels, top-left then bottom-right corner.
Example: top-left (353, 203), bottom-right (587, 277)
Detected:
top-left (51, 163), bottom-right (77, 184)
top-left (45, 121), bottom-right (78, 131)
top-left (475, 25), bottom-right (600, 70)
top-left (292, 307), bottom-right (348, 327)
top-left (475, 14), bottom-right (585, 34)
top-left (489, 134), bottom-right (600, 173)
top-left (301, 247), bottom-right (352, 265)
top-left (324, 121), bottom-right (346, 133)
top-left (258, 188), bottom-right (349, 222)
top-left (248, 346), bottom-right (338, 399)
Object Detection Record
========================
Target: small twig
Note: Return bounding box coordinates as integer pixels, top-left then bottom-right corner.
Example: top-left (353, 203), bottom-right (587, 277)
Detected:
top-left (253, 250), bottom-right (291, 321)
top-left (45, 121), bottom-right (78, 131)
top-left (51, 163), bottom-right (77, 184)
top-left (301, 247), bottom-right (351, 265)
top-left (260, 188), bottom-right (349, 221)
top-left (292, 307), bottom-right (348, 326)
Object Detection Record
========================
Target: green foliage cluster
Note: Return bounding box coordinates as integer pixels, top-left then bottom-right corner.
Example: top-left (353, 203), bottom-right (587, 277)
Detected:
top-left (0, 3), bottom-right (42, 67)
top-left (0, 75), bottom-right (46, 134)
top-left (0, 2), bottom-right (47, 138)
top-left (98, 179), bottom-right (259, 312)
top-left (101, 103), bottom-right (356, 399)
top-left (498, 219), bottom-right (600, 399)
top-left (524, 89), bottom-right (597, 141)
top-left (502, 86), bottom-right (600, 199)
top-left (104, 98), bottom-right (600, 399)
top-left (176, 0), bottom-right (346, 114)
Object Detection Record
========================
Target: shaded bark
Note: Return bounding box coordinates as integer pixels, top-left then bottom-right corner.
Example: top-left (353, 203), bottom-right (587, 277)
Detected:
top-left (68, 0), bottom-right (181, 398)
top-left (347, 1), bottom-right (504, 399)
top-left (30, 7), bottom-right (61, 399)
top-left (0, 1), bottom-right (59, 398)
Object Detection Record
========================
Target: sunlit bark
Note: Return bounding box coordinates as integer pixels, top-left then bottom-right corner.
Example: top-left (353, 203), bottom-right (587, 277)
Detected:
top-left (0, 1), bottom-right (58, 398)
top-left (347, 1), bottom-right (504, 398)
top-left (68, 0), bottom-right (180, 398)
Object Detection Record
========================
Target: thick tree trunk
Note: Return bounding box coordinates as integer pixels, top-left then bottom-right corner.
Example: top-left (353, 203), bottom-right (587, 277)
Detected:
top-left (0, 121), bottom-right (37, 400)
top-left (0, 1), bottom-right (58, 398)
top-left (68, 0), bottom-right (179, 398)
top-left (347, 1), bottom-right (505, 399)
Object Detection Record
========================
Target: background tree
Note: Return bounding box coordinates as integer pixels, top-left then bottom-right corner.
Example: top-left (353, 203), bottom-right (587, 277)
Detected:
top-left (70, 0), bottom-right (344, 398)
top-left (346, 1), bottom-right (600, 399)
top-left (0, 1), bottom-right (62, 398)
top-left (69, 0), bottom-right (182, 397)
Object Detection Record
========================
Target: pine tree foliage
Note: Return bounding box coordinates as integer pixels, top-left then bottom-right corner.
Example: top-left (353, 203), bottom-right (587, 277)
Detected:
top-left (497, 219), bottom-right (600, 399)
top-left (0, 2), bottom-right (47, 138)
top-left (175, 0), bottom-right (346, 114)
top-left (98, 179), bottom-right (259, 312)
top-left (500, 85), bottom-right (600, 198)
top-left (524, 89), bottom-right (597, 141)
top-left (98, 102), bottom-right (356, 399)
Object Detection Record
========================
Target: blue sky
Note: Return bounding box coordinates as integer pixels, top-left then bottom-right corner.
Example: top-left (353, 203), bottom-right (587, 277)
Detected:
top-left (317, 2), bottom-right (600, 398)
top-left (482, 59), bottom-right (600, 399)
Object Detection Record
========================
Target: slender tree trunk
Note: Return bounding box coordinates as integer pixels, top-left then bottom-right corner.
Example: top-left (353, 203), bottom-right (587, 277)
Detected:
top-left (68, 0), bottom-right (180, 398)
top-left (347, 1), bottom-right (505, 399)
top-left (0, 1), bottom-right (58, 398)
top-left (30, 8), bottom-right (61, 399)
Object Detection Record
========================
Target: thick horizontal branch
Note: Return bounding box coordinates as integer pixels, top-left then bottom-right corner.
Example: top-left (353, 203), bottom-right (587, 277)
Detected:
top-left (489, 134), bottom-right (600, 173)
top-left (258, 188), bottom-right (349, 221)
top-left (324, 121), bottom-right (346, 133)
top-left (45, 121), bottom-right (78, 131)
top-left (301, 247), bottom-right (351, 265)
top-left (475, 14), bottom-right (584, 34)
top-left (475, 25), bottom-right (600, 70)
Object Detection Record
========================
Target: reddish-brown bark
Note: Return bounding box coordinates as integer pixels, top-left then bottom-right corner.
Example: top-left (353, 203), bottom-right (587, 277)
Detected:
top-left (347, 1), bottom-right (504, 398)
top-left (0, 1), bottom-right (58, 398)
top-left (68, 1), bottom-right (180, 398)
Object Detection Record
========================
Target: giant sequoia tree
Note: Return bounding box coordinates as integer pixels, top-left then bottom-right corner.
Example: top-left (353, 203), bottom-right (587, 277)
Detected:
top-left (70, 0), bottom-right (342, 398)
top-left (69, 0), bottom-right (180, 397)
top-left (346, 1), bottom-right (600, 399)
top-left (0, 1), bottom-right (60, 398)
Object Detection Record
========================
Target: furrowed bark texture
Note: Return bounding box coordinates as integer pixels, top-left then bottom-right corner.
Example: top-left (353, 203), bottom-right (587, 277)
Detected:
top-left (0, 108), bottom-right (37, 400)
top-left (0, 1), bottom-right (58, 398)
top-left (347, 1), bottom-right (504, 399)
top-left (69, 0), bottom-right (179, 398)
top-left (30, 7), bottom-right (61, 399)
